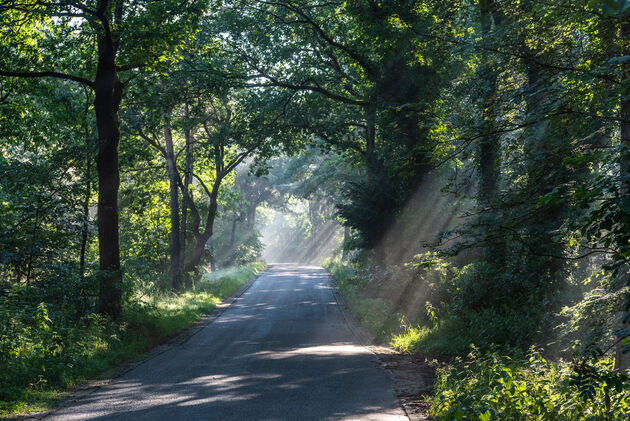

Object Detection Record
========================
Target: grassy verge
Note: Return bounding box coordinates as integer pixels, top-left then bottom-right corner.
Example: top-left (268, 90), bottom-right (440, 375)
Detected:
top-left (325, 258), bottom-right (402, 342)
top-left (327, 258), bottom-right (630, 419)
top-left (0, 262), bottom-right (265, 417)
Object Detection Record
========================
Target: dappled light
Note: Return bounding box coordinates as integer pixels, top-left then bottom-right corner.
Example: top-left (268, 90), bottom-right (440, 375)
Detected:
top-left (46, 265), bottom-right (406, 421)
top-left (2, 0), bottom-right (629, 418)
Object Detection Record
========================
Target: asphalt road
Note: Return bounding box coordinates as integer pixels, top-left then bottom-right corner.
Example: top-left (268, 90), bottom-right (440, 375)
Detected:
top-left (46, 264), bottom-right (407, 420)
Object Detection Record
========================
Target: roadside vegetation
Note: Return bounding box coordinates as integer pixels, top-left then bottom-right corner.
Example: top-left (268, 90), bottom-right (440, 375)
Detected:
top-left (328, 250), bottom-right (630, 419)
top-left (429, 347), bottom-right (629, 420)
top-left (0, 263), bottom-right (263, 416)
top-left (2, 0), bottom-right (630, 419)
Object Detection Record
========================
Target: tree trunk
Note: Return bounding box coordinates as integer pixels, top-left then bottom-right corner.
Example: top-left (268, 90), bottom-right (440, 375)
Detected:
top-left (94, 37), bottom-right (123, 318)
top-left (478, 0), bottom-right (500, 203)
top-left (180, 103), bottom-right (194, 276)
top-left (186, 187), bottom-right (219, 272)
top-left (523, 59), bottom-right (566, 285)
top-left (208, 238), bottom-right (217, 272)
top-left (25, 197), bottom-right (41, 285)
top-left (247, 205), bottom-right (256, 228)
top-left (342, 226), bottom-right (350, 261)
top-left (188, 231), bottom-right (211, 273)
top-left (163, 112), bottom-right (182, 291)
top-left (185, 137), bottom-right (228, 274)
top-left (80, 118), bottom-right (91, 280)
top-left (309, 200), bottom-right (320, 230)
top-left (365, 103), bottom-right (376, 154)
top-left (478, 0), bottom-right (504, 264)
top-left (229, 218), bottom-right (238, 267)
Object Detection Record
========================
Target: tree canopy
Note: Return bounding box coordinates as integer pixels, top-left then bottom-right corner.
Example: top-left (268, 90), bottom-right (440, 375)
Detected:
top-left (2, 0), bottom-right (630, 417)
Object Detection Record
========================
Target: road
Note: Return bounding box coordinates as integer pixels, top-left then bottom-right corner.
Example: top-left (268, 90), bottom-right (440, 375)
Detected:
top-left (46, 264), bottom-right (407, 420)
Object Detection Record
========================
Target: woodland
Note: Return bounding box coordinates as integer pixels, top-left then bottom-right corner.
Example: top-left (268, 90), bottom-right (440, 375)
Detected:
top-left (1, 0), bottom-right (630, 418)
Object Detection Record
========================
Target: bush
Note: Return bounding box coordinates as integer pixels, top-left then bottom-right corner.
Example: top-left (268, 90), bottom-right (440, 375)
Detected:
top-left (0, 262), bottom-right (264, 416)
top-left (392, 305), bottom-right (546, 356)
top-left (429, 347), bottom-right (630, 420)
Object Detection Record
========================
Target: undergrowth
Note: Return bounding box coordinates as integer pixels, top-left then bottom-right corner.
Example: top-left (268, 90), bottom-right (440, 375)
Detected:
top-left (0, 262), bottom-right (264, 416)
top-left (325, 258), bottom-right (402, 342)
top-left (326, 256), bottom-right (630, 420)
top-left (429, 347), bottom-right (630, 420)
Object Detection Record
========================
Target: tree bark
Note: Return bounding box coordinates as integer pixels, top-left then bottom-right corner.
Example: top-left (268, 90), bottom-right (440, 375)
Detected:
top-left (94, 31), bottom-right (123, 318)
top-left (523, 57), bottom-right (566, 285)
top-left (25, 197), bottom-right (41, 285)
top-left (180, 103), bottom-right (194, 276)
top-left (247, 205), bottom-right (256, 228)
top-left (365, 103), bottom-right (376, 154)
top-left (208, 238), bottom-right (217, 272)
top-left (79, 160), bottom-right (91, 280)
top-left (163, 111), bottom-right (182, 291)
top-left (342, 226), bottom-right (350, 261)
top-left (478, 0), bottom-right (501, 205)
top-left (80, 91), bottom-right (92, 280)
top-left (229, 217), bottom-right (238, 267)
top-left (186, 185), bottom-right (219, 272)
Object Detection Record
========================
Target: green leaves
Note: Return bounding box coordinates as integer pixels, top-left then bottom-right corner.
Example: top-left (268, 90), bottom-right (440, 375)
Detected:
top-left (430, 347), bottom-right (630, 420)
top-left (588, 0), bottom-right (630, 16)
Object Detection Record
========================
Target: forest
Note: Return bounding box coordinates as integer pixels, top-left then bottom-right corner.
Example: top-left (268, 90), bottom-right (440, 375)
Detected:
top-left (1, 0), bottom-right (630, 419)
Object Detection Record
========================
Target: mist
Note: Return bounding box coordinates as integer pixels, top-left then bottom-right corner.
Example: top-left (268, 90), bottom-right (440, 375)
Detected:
top-left (260, 207), bottom-right (343, 265)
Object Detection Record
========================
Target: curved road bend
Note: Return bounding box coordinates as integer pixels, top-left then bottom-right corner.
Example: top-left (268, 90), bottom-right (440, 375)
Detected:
top-left (47, 264), bottom-right (407, 420)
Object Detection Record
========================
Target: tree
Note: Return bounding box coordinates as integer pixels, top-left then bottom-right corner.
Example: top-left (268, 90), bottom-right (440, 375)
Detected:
top-left (216, 0), bottom-right (461, 254)
top-left (0, 0), bottom-right (204, 316)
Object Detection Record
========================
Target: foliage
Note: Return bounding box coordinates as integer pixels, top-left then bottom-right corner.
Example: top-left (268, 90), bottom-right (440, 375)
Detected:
top-left (326, 253), bottom-right (455, 342)
top-left (2, 0), bottom-right (630, 417)
top-left (429, 347), bottom-right (630, 420)
top-left (393, 306), bottom-right (546, 357)
top-left (0, 263), bottom-right (263, 416)
top-left (325, 257), bottom-right (401, 341)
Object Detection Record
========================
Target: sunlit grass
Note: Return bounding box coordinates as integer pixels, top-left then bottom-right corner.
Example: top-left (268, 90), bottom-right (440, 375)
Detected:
top-left (0, 262), bottom-right (264, 417)
top-left (326, 257), bottom-right (440, 350)
top-left (390, 325), bottom-right (429, 353)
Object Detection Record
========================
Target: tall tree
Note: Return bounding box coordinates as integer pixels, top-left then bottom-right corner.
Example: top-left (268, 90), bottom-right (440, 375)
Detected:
top-left (0, 0), bottom-right (204, 316)
top-left (476, 0), bottom-right (505, 263)
top-left (217, 0), bottom-right (459, 254)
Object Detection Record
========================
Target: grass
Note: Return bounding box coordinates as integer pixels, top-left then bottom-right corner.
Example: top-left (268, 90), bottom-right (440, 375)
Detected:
top-left (327, 257), bottom-right (550, 356)
top-left (325, 258), bottom-right (493, 355)
top-left (0, 262), bottom-right (265, 417)
top-left (324, 258), bottom-right (403, 342)
top-left (326, 258), bottom-right (470, 354)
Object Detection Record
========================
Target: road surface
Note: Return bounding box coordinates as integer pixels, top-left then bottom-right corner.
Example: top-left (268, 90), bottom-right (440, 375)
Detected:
top-left (47, 264), bottom-right (407, 420)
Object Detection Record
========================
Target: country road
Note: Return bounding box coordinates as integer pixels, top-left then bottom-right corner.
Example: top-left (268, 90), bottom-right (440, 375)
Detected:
top-left (45, 264), bottom-right (407, 420)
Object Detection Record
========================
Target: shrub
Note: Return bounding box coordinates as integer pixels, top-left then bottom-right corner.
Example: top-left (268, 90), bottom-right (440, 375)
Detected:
top-left (0, 263), bottom-right (264, 416)
top-left (429, 347), bottom-right (630, 420)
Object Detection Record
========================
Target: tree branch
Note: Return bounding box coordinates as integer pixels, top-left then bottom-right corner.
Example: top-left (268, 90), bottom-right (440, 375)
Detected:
top-left (257, 0), bottom-right (378, 78)
top-left (137, 129), bottom-right (167, 157)
top-left (0, 70), bottom-right (94, 88)
top-left (191, 172), bottom-right (213, 199)
top-left (243, 80), bottom-right (365, 106)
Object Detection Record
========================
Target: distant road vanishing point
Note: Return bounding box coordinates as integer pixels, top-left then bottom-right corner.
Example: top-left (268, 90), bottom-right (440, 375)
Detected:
top-left (46, 264), bottom-right (407, 420)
